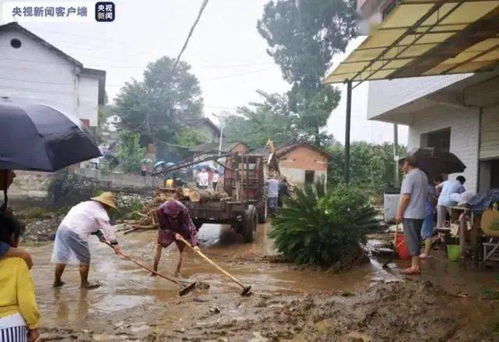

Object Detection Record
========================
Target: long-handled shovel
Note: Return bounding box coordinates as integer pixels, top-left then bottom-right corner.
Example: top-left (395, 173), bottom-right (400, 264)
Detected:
top-left (104, 242), bottom-right (197, 296)
top-left (176, 235), bottom-right (252, 296)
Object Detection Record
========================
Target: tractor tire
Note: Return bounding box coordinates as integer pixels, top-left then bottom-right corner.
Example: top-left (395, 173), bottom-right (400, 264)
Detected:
top-left (192, 218), bottom-right (204, 231)
top-left (258, 199), bottom-right (268, 224)
top-left (242, 206), bottom-right (258, 243)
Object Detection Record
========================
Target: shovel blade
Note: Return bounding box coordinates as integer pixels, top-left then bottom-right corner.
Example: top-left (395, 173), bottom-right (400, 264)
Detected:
top-left (178, 281), bottom-right (197, 296)
top-left (241, 286), bottom-right (252, 296)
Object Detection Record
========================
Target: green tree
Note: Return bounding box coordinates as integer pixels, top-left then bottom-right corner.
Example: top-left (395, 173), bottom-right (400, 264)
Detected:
top-left (115, 57), bottom-right (203, 158)
top-left (116, 130), bottom-right (146, 173)
top-left (176, 128), bottom-right (207, 147)
top-left (327, 142), bottom-right (406, 192)
top-left (224, 91), bottom-right (297, 149)
top-left (257, 0), bottom-right (357, 146)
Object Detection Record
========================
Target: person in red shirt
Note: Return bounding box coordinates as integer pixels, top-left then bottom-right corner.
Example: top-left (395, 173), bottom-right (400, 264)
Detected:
top-left (153, 200), bottom-right (199, 277)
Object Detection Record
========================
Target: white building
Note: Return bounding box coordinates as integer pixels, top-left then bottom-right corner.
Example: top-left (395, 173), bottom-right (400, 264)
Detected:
top-left (0, 22), bottom-right (105, 131)
top-left (357, 0), bottom-right (499, 193)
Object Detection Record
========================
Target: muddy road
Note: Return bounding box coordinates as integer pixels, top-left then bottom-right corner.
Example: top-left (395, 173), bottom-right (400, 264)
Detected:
top-left (25, 223), bottom-right (498, 341)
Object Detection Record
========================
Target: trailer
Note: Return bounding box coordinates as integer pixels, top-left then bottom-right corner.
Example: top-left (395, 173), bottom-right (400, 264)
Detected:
top-left (154, 153), bottom-right (267, 242)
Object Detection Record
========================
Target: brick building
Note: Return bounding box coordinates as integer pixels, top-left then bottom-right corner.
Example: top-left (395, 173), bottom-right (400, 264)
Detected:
top-left (264, 143), bottom-right (331, 187)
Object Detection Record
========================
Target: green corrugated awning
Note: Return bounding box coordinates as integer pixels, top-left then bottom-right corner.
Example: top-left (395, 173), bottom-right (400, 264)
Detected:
top-left (324, 0), bottom-right (499, 84)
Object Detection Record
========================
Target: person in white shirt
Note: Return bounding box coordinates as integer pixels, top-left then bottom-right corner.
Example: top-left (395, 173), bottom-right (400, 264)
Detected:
top-left (197, 168), bottom-right (209, 189)
top-left (212, 170), bottom-right (220, 191)
top-left (51, 192), bottom-right (121, 289)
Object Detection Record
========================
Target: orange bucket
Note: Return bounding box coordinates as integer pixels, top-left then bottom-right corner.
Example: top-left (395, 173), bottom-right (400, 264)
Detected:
top-left (395, 235), bottom-right (411, 260)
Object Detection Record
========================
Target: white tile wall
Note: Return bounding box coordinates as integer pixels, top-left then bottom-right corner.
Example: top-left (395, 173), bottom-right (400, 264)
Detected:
top-left (407, 106), bottom-right (480, 192)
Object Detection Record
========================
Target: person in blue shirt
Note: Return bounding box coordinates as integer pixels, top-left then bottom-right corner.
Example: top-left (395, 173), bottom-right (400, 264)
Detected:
top-left (435, 176), bottom-right (466, 229)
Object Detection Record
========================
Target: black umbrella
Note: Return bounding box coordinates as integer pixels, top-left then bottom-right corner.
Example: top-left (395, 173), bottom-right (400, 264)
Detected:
top-left (401, 148), bottom-right (466, 180)
top-left (0, 98), bottom-right (101, 171)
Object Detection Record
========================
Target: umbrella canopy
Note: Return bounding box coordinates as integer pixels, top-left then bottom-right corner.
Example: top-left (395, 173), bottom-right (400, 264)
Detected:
top-left (0, 98), bottom-right (101, 171)
top-left (401, 148), bottom-right (466, 180)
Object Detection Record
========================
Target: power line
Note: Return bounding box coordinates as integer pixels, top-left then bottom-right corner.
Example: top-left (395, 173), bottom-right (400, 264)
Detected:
top-left (170, 0), bottom-right (209, 77)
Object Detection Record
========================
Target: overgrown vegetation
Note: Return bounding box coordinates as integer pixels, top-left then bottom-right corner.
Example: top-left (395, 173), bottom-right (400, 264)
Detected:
top-left (116, 130), bottom-right (146, 173)
top-left (48, 170), bottom-right (99, 206)
top-left (269, 182), bottom-right (379, 268)
top-left (115, 56), bottom-right (203, 160)
top-left (327, 142), bottom-right (407, 194)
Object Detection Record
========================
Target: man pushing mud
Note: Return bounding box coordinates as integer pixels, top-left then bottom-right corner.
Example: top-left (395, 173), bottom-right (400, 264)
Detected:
top-left (51, 192), bottom-right (122, 289)
top-left (153, 199), bottom-right (200, 277)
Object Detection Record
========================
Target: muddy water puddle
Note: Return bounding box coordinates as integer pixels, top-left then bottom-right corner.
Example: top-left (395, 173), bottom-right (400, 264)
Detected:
top-left (25, 222), bottom-right (499, 340)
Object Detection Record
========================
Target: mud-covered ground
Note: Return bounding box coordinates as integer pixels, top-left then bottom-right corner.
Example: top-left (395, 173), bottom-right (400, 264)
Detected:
top-left (23, 223), bottom-right (499, 341)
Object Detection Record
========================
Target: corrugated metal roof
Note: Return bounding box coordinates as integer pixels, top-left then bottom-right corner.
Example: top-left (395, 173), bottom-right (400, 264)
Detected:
top-left (324, 0), bottom-right (499, 84)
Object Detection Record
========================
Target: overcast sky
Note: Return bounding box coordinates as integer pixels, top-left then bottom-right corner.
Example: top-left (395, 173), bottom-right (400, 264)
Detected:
top-left (1, 0), bottom-right (407, 144)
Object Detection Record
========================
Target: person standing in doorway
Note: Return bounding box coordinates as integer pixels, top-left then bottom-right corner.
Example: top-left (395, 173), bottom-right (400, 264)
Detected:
top-left (266, 174), bottom-right (279, 217)
top-left (51, 192), bottom-right (121, 289)
top-left (396, 156), bottom-right (428, 275)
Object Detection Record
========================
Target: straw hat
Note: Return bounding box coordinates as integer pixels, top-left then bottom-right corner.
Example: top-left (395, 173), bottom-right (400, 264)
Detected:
top-left (91, 192), bottom-right (118, 209)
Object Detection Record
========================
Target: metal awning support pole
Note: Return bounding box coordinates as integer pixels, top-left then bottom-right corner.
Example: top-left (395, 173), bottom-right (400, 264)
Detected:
top-left (394, 124), bottom-right (399, 187)
top-left (344, 81), bottom-right (352, 184)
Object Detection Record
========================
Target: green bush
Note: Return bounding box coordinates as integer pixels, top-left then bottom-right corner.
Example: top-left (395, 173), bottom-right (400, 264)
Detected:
top-left (268, 182), bottom-right (379, 267)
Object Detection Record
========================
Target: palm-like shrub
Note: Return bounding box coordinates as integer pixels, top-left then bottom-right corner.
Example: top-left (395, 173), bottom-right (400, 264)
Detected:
top-left (268, 182), bottom-right (379, 267)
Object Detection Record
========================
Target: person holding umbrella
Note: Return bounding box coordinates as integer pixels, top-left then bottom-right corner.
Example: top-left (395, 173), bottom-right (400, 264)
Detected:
top-left (0, 170), bottom-right (33, 269)
top-left (0, 213), bottom-right (41, 342)
top-left (51, 192), bottom-right (121, 289)
top-left (396, 156), bottom-right (428, 275)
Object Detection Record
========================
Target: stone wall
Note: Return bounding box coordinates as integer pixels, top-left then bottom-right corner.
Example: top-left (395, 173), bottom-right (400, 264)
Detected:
top-left (8, 169), bottom-right (162, 201)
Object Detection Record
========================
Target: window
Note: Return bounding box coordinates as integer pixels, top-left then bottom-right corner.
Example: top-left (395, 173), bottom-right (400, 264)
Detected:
top-left (10, 39), bottom-right (21, 48)
top-left (305, 170), bottom-right (315, 184)
top-left (421, 128), bottom-right (451, 152)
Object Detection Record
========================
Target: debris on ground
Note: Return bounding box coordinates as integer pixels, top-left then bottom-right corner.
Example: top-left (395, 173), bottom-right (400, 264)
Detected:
top-left (145, 281), bottom-right (497, 342)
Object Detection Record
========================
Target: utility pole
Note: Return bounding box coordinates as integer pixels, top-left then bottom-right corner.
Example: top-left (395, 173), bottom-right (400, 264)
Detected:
top-left (345, 81), bottom-right (352, 184)
top-left (393, 123), bottom-right (399, 187)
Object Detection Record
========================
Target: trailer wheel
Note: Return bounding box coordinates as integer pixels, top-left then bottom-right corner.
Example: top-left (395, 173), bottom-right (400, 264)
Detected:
top-left (242, 206), bottom-right (257, 243)
top-left (192, 218), bottom-right (204, 231)
top-left (258, 199), bottom-right (267, 223)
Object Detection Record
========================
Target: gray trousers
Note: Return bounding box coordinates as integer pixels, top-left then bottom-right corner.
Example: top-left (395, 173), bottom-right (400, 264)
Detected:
top-left (403, 218), bottom-right (424, 256)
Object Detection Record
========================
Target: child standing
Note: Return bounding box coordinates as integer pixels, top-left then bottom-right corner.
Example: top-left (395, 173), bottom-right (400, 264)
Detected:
top-left (0, 214), bottom-right (40, 342)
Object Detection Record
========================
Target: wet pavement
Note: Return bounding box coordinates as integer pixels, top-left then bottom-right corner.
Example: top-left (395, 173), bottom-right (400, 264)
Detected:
top-left (24, 222), bottom-right (499, 340)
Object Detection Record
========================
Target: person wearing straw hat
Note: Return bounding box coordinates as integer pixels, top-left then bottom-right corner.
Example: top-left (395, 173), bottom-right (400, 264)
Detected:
top-left (51, 192), bottom-right (121, 289)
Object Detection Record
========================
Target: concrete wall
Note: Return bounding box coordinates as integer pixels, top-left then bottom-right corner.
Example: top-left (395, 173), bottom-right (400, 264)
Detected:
top-left (407, 106), bottom-right (480, 192)
top-left (0, 27), bottom-right (99, 127)
top-left (367, 74), bottom-right (471, 120)
top-left (279, 167), bottom-right (327, 186)
top-left (73, 168), bottom-right (163, 191)
top-left (8, 169), bottom-right (161, 200)
top-left (77, 75), bottom-right (100, 127)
